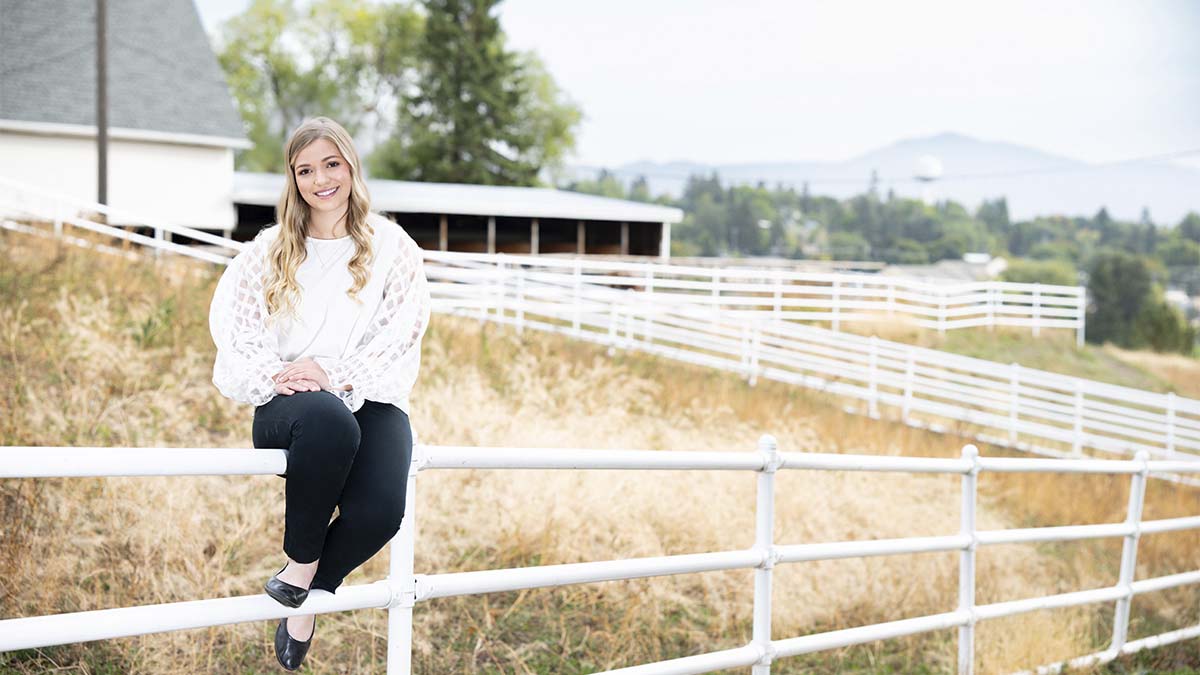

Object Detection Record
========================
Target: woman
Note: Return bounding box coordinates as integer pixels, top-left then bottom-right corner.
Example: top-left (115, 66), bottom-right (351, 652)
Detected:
top-left (208, 116), bottom-right (431, 671)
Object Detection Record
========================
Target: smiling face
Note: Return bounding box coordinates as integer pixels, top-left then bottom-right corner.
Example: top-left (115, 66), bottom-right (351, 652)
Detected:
top-left (291, 137), bottom-right (352, 219)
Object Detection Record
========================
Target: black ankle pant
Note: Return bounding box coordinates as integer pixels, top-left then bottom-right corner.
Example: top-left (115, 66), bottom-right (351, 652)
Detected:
top-left (252, 390), bottom-right (412, 594)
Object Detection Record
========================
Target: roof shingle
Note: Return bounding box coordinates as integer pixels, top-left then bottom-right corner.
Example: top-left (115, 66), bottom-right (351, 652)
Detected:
top-left (0, 0), bottom-right (246, 143)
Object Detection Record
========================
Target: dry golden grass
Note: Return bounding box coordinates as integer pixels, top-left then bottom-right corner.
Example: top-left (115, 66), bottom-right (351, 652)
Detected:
top-left (841, 317), bottom-right (1181, 394)
top-left (1, 231), bottom-right (1197, 674)
top-left (1101, 344), bottom-right (1200, 398)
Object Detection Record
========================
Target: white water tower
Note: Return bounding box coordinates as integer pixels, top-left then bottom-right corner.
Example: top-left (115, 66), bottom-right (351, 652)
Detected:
top-left (914, 155), bottom-right (943, 205)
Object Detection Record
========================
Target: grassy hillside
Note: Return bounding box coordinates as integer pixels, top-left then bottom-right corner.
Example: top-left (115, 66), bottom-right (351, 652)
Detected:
top-left (0, 231), bottom-right (1197, 674)
top-left (844, 320), bottom-right (1200, 398)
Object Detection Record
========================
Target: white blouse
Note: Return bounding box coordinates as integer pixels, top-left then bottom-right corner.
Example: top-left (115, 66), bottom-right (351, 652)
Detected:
top-left (209, 212), bottom-right (431, 414)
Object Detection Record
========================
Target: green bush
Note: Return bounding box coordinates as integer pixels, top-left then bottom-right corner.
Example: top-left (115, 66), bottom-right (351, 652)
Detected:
top-left (1001, 258), bottom-right (1078, 287)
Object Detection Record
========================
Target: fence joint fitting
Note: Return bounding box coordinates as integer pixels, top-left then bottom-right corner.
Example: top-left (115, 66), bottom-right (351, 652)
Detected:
top-left (381, 578), bottom-right (416, 610)
top-left (755, 546), bottom-right (779, 570)
top-left (751, 640), bottom-right (777, 667)
top-left (757, 434), bottom-right (780, 472)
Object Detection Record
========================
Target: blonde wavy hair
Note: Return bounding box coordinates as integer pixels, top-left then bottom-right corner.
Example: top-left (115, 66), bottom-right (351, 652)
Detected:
top-left (264, 116), bottom-right (375, 318)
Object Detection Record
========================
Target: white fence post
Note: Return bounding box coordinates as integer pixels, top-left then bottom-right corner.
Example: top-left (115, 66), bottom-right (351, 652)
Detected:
top-left (749, 320), bottom-right (761, 387)
top-left (1076, 288), bottom-right (1086, 348)
top-left (386, 435), bottom-right (421, 674)
top-left (1072, 380), bottom-right (1084, 457)
top-left (902, 350), bottom-right (915, 424)
top-left (832, 277), bottom-right (841, 332)
top-left (986, 284), bottom-right (995, 332)
top-left (1110, 450), bottom-right (1149, 654)
top-left (938, 289), bottom-right (947, 335)
top-left (1009, 363), bottom-right (1021, 445)
top-left (515, 266), bottom-right (525, 335)
top-left (646, 266), bottom-right (656, 344)
top-left (868, 336), bottom-right (880, 419)
top-left (773, 272), bottom-right (783, 320)
top-left (607, 303), bottom-right (618, 356)
top-left (887, 280), bottom-right (896, 316)
top-left (572, 259), bottom-right (582, 335)
top-left (712, 269), bottom-right (721, 313)
top-left (740, 324), bottom-right (750, 376)
top-left (1166, 392), bottom-right (1177, 456)
top-left (751, 434), bottom-right (779, 674)
top-left (495, 258), bottom-right (507, 322)
top-left (1032, 284), bottom-right (1042, 337)
top-left (957, 444), bottom-right (979, 675)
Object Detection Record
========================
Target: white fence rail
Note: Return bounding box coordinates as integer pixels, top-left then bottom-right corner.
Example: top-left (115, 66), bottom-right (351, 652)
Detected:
top-left (1, 442), bottom-right (1198, 674)
top-left (425, 250), bottom-right (1086, 344)
top-left (0, 176), bottom-right (243, 265)
top-left (1, 197), bottom-right (1194, 470)
top-left (424, 254), bottom-right (1199, 473)
top-left (0, 176), bottom-right (1085, 342)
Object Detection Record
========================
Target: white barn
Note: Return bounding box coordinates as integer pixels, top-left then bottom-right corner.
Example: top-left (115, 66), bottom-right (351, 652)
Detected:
top-left (0, 0), bottom-right (248, 231)
top-left (1, 0), bottom-right (683, 257)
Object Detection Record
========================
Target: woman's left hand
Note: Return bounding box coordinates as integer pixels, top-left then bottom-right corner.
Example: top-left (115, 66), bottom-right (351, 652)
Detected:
top-left (273, 357), bottom-right (332, 390)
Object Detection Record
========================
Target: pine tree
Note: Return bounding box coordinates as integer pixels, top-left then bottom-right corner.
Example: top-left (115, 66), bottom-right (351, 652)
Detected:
top-left (371, 0), bottom-right (578, 185)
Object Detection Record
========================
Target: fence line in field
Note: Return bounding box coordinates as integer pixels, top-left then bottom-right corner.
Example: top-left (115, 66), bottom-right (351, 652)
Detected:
top-left (1, 192), bottom-right (1194, 473)
top-left (0, 175), bottom-right (1085, 342)
top-left (0, 189), bottom-right (1194, 473)
top-left (424, 249), bottom-right (1086, 344)
top-left (2, 442), bottom-right (1198, 674)
top-left (425, 255), bottom-right (1199, 475)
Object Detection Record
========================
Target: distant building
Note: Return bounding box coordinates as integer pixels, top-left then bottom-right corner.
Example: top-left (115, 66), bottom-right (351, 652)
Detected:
top-left (0, 0), bottom-right (249, 231)
top-left (880, 254), bottom-right (1009, 282)
top-left (234, 173), bottom-right (683, 259)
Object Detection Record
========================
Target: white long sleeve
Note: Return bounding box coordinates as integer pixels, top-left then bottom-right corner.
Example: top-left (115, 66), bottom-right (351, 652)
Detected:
top-left (208, 213), bottom-right (431, 413)
top-left (208, 229), bottom-right (286, 407)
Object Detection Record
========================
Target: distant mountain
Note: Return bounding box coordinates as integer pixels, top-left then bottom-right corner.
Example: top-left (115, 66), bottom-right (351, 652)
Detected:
top-left (570, 132), bottom-right (1200, 224)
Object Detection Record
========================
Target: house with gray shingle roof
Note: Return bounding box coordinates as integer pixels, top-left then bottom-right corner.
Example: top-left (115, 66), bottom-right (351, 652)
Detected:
top-left (1, 0), bottom-right (682, 256)
top-left (0, 0), bottom-right (249, 230)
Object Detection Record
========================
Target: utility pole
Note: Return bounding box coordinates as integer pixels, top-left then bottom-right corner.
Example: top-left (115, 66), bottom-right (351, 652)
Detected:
top-left (96, 0), bottom-right (108, 207)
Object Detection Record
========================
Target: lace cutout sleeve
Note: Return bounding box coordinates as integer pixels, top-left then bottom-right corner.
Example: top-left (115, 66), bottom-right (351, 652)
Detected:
top-left (313, 234), bottom-right (431, 413)
top-left (209, 239), bottom-right (284, 406)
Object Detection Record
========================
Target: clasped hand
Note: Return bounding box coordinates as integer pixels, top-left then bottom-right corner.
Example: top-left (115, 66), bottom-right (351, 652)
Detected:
top-left (272, 357), bottom-right (332, 395)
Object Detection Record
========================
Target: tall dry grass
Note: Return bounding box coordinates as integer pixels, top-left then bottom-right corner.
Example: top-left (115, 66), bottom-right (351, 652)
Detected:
top-left (1, 230), bottom-right (1196, 674)
top-left (842, 316), bottom-right (1196, 396)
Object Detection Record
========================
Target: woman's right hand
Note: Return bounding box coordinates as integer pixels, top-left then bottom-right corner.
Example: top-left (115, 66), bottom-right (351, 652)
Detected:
top-left (274, 378), bottom-right (321, 395)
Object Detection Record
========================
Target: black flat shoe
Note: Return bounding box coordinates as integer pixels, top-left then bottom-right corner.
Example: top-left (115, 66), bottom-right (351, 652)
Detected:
top-left (265, 564), bottom-right (309, 608)
top-left (274, 615), bottom-right (315, 671)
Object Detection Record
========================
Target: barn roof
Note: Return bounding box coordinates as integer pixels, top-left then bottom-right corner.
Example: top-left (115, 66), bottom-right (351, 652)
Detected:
top-left (234, 172), bottom-right (685, 224)
top-left (0, 0), bottom-right (247, 146)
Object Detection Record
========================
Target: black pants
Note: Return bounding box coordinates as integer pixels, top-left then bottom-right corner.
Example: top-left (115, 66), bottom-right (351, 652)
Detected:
top-left (252, 390), bottom-right (412, 594)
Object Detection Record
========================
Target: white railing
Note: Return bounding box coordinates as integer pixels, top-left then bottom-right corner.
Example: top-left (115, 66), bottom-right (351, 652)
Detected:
top-left (0, 177), bottom-right (1085, 344)
top-left (1, 199), bottom-right (1194, 471)
top-left (0, 176), bottom-right (243, 265)
top-left (425, 256), bottom-right (1199, 474)
top-left (1, 443), bottom-right (1198, 674)
top-left (424, 250), bottom-right (1087, 345)
top-left (1, 203), bottom-right (1194, 471)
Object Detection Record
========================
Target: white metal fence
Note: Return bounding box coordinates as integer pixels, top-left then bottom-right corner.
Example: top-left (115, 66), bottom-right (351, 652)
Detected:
top-left (0, 176), bottom-right (1085, 342)
top-left (1, 190), bottom-right (1195, 470)
top-left (1, 442), bottom-right (1198, 674)
top-left (424, 250), bottom-right (1086, 344)
top-left (0, 176), bottom-right (243, 265)
top-left (425, 254), bottom-right (1200, 473)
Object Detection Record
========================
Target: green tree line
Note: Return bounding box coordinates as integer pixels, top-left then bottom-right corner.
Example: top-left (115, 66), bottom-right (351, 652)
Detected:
top-left (565, 172), bottom-right (1199, 355)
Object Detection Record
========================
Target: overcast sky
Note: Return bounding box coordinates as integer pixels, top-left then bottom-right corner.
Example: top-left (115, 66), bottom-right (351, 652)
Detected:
top-left (196, 0), bottom-right (1200, 170)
